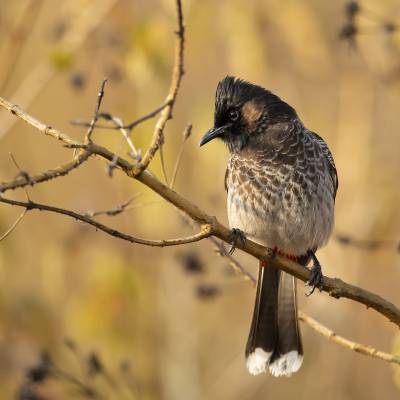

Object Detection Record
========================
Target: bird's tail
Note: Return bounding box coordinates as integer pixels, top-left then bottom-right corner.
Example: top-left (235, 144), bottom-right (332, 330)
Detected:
top-left (245, 260), bottom-right (303, 377)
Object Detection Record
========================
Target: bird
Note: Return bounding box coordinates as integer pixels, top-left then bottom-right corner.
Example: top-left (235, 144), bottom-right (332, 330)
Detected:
top-left (199, 76), bottom-right (338, 377)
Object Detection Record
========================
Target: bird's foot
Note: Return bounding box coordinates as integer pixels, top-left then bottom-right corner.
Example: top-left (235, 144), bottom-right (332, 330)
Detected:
top-left (228, 228), bottom-right (246, 255)
top-left (305, 251), bottom-right (324, 296)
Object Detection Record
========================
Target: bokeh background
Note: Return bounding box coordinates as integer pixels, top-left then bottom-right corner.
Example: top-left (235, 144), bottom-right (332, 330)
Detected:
top-left (0, 0), bottom-right (400, 399)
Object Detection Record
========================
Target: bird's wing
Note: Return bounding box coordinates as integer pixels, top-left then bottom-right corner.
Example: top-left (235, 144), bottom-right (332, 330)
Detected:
top-left (309, 131), bottom-right (338, 199)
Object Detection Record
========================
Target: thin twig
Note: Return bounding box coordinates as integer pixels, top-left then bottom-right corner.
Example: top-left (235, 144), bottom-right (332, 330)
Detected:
top-left (125, 101), bottom-right (170, 130)
top-left (298, 311), bottom-right (400, 365)
top-left (0, 95), bottom-right (79, 146)
top-left (98, 113), bottom-right (141, 160)
top-left (0, 210), bottom-right (26, 242)
top-left (170, 124), bottom-right (192, 188)
top-left (0, 196), bottom-right (213, 247)
top-left (83, 195), bottom-right (139, 217)
top-left (8, 152), bottom-right (31, 201)
top-left (71, 101), bottom-right (170, 131)
top-left (85, 79), bottom-right (107, 143)
top-left (133, 0), bottom-right (185, 176)
top-left (159, 142), bottom-right (169, 184)
top-left (0, 151), bottom-right (90, 193)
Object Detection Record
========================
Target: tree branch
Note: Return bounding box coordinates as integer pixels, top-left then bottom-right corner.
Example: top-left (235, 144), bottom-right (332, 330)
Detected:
top-left (83, 196), bottom-right (138, 217)
top-left (0, 96), bottom-right (399, 329)
top-left (0, 196), bottom-right (213, 247)
top-left (98, 113), bottom-right (141, 160)
top-left (0, 95), bottom-right (79, 146)
top-left (0, 151), bottom-right (90, 193)
top-left (85, 79), bottom-right (108, 143)
top-left (71, 101), bottom-right (170, 131)
top-left (211, 239), bottom-right (400, 366)
top-left (136, 167), bottom-right (400, 328)
top-left (170, 124), bottom-right (192, 188)
top-left (133, 0), bottom-right (185, 175)
top-left (0, 209), bottom-right (26, 241)
top-left (298, 311), bottom-right (400, 365)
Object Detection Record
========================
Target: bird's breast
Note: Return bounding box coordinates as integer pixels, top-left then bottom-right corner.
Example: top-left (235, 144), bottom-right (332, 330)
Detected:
top-left (226, 154), bottom-right (335, 255)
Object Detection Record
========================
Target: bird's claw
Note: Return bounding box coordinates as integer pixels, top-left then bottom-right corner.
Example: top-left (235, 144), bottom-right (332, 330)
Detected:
top-left (305, 255), bottom-right (324, 296)
top-left (229, 228), bottom-right (246, 255)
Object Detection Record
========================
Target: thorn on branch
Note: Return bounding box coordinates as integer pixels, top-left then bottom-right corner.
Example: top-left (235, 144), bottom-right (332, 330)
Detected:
top-left (63, 144), bottom-right (87, 149)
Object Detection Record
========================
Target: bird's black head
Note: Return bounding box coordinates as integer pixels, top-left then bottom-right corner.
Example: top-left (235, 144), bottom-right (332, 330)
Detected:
top-left (200, 76), bottom-right (297, 152)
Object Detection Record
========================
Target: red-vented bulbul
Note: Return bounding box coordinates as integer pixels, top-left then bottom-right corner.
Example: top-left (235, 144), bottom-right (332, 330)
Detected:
top-left (200, 77), bottom-right (338, 377)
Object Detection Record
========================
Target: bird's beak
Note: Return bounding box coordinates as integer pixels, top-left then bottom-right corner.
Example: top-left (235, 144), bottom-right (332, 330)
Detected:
top-left (199, 126), bottom-right (227, 146)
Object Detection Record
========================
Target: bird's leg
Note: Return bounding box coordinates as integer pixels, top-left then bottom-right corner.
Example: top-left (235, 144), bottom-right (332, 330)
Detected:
top-left (305, 250), bottom-right (324, 296)
top-left (228, 228), bottom-right (246, 255)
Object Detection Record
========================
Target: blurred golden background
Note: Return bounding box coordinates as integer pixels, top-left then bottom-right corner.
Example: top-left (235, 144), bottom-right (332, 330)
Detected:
top-left (0, 0), bottom-right (400, 399)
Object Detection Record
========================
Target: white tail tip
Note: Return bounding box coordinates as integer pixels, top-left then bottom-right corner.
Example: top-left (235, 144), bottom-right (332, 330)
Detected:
top-left (269, 351), bottom-right (303, 377)
top-left (246, 348), bottom-right (272, 375)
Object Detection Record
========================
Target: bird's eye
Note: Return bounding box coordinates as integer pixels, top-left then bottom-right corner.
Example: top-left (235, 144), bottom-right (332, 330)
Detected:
top-left (228, 109), bottom-right (239, 121)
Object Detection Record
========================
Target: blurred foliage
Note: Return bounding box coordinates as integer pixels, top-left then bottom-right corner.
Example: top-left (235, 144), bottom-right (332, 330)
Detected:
top-left (16, 343), bottom-right (140, 399)
top-left (1, 0), bottom-right (400, 399)
top-left (49, 48), bottom-right (74, 71)
top-left (126, 18), bottom-right (172, 84)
